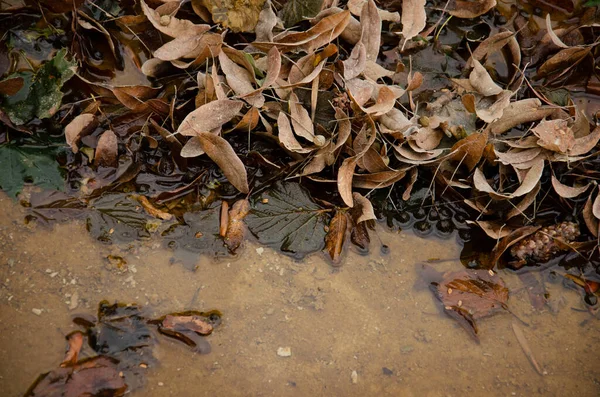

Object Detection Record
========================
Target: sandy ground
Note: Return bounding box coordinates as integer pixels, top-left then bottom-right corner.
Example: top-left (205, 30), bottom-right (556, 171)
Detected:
top-left (0, 192), bottom-right (599, 396)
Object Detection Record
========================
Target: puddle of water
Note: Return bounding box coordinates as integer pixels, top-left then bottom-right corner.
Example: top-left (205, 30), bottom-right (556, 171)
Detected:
top-left (0, 192), bottom-right (599, 396)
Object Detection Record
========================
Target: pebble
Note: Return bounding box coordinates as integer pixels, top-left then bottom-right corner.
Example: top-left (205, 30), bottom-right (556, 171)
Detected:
top-left (277, 347), bottom-right (292, 357)
top-left (32, 308), bottom-right (42, 316)
top-left (256, 247), bottom-right (264, 255)
top-left (351, 370), bottom-right (358, 384)
top-left (69, 291), bottom-right (79, 310)
top-left (158, 382), bottom-right (164, 387)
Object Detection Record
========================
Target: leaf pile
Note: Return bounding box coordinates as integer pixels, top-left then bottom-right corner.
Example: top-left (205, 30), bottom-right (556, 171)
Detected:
top-left (1, 0), bottom-right (600, 267)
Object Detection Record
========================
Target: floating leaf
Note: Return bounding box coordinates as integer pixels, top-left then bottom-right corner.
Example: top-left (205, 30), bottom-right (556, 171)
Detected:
top-left (195, 132), bottom-right (249, 193)
top-left (429, 267), bottom-right (508, 342)
top-left (0, 49), bottom-right (76, 125)
top-left (95, 130), bottom-right (118, 167)
top-left (0, 145), bottom-right (64, 198)
top-left (246, 182), bottom-right (329, 257)
top-left (325, 210), bottom-right (348, 264)
top-left (224, 199), bottom-right (250, 253)
top-left (65, 114), bottom-right (98, 153)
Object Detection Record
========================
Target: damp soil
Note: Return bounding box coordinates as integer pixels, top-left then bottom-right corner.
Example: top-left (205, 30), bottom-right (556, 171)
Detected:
top-left (0, 192), bottom-right (599, 397)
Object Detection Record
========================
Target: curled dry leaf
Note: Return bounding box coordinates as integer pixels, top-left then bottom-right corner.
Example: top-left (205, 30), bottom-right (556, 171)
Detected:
top-left (473, 158), bottom-right (544, 200)
top-left (225, 199), bottom-right (250, 253)
top-left (490, 226), bottom-right (540, 265)
top-left (351, 192), bottom-right (376, 223)
top-left (532, 119), bottom-right (574, 153)
top-left (180, 136), bottom-right (205, 157)
top-left (289, 92), bottom-right (315, 141)
top-left (451, 131), bottom-right (487, 171)
top-left (255, 0), bottom-right (279, 41)
top-left (536, 47), bottom-right (591, 79)
top-left (219, 51), bottom-right (265, 107)
top-left (195, 132), bottom-right (249, 193)
top-left (65, 113), bottom-right (98, 153)
top-left (469, 59), bottom-right (503, 97)
top-left (583, 191), bottom-right (599, 237)
top-left (60, 332), bottom-right (84, 367)
top-left (277, 112), bottom-right (314, 153)
top-left (325, 210), bottom-right (348, 264)
top-left (141, 0), bottom-right (210, 38)
top-left (568, 126), bottom-right (600, 157)
top-left (401, 0), bottom-right (426, 42)
top-left (133, 195), bottom-right (173, 220)
top-left (551, 175), bottom-right (590, 199)
top-left (446, 0), bottom-right (497, 19)
top-left (95, 130), bottom-right (118, 167)
top-left (178, 99), bottom-right (244, 136)
top-left (360, 0), bottom-right (381, 62)
top-left (343, 42), bottom-right (367, 80)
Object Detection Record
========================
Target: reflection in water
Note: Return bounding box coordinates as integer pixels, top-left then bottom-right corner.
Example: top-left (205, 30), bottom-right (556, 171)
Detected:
top-left (0, 193), bottom-right (598, 396)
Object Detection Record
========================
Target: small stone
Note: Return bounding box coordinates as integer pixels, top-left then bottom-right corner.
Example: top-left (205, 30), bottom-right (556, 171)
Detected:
top-left (277, 347), bottom-right (292, 357)
top-left (382, 367), bottom-right (393, 376)
top-left (69, 291), bottom-right (79, 310)
top-left (351, 370), bottom-right (358, 384)
top-left (158, 382), bottom-right (164, 386)
top-left (32, 308), bottom-right (42, 316)
top-left (256, 247), bottom-right (264, 255)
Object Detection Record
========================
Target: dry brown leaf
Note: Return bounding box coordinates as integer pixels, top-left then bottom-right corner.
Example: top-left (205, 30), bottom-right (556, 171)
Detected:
top-left (141, 0), bottom-right (210, 38)
top-left (434, 268), bottom-right (508, 341)
top-left (351, 192), bottom-right (377, 223)
top-left (506, 182), bottom-right (541, 220)
top-left (255, 10), bottom-right (350, 53)
top-left (289, 92), bottom-right (315, 141)
top-left (154, 35), bottom-right (205, 61)
top-left (225, 199), bottom-right (251, 253)
top-left (95, 130), bottom-right (118, 167)
top-left (65, 114), bottom-right (98, 153)
top-left (112, 85), bottom-right (161, 110)
top-left (219, 51), bottom-right (265, 107)
top-left (351, 221), bottom-right (371, 250)
top-left (178, 99), bottom-right (244, 136)
top-left (476, 90), bottom-right (513, 123)
top-left (486, 99), bottom-right (554, 135)
top-left (315, 7), bottom-right (362, 44)
top-left (343, 42), bottom-right (367, 80)
top-left (473, 158), bottom-right (544, 199)
top-left (491, 226), bottom-right (540, 265)
top-left (360, 0), bottom-right (381, 62)
top-left (277, 112), bottom-right (313, 153)
top-left (447, 0), bottom-right (497, 19)
top-left (261, 46), bottom-right (281, 90)
top-left (532, 119), bottom-right (574, 153)
top-left (362, 60), bottom-right (394, 80)
top-left (352, 169), bottom-right (407, 188)
top-left (583, 192), bottom-right (599, 237)
top-left (220, 200), bottom-right (229, 237)
top-left (202, 0), bottom-right (265, 32)
top-left (551, 176), bottom-right (590, 199)
top-left (494, 148), bottom-right (542, 165)
top-left (255, 0), bottom-right (278, 42)
top-left (180, 136), bottom-right (205, 157)
top-left (537, 47), bottom-right (591, 79)
top-left (545, 14), bottom-right (569, 49)
top-left (401, 0), bottom-right (426, 42)
top-left (475, 220), bottom-right (514, 239)
top-left (569, 126), bottom-right (600, 156)
top-left (338, 157), bottom-right (360, 207)
top-left (325, 210), bottom-right (348, 264)
top-left (133, 195), bottom-right (173, 220)
top-left (195, 132), bottom-right (249, 193)
top-left (469, 59), bottom-right (503, 97)
top-left (60, 332), bottom-right (84, 367)
top-left (406, 71), bottom-right (424, 92)
top-left (360, 86), bottom-right (396, 116)
top-left (451, 131), bottom-right (488, 171)
top-left (233, 107), bottom-right (260, 131)
top-left (348, 0), bottom-right (399, 21)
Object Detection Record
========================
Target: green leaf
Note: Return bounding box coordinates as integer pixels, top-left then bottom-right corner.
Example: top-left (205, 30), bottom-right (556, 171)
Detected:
top-left (584, 0), bottom-right (600, 6)
top-left (0, 145), bottom-right (64, 198)
top-left (0, 48), bottom-right (76, 125)
top-left (246, 181), bottom-right (329, 258)
top-left (281, 0), bottom-right (324, 28)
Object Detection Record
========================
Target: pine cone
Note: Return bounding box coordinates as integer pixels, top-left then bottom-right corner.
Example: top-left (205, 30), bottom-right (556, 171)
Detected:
top-left (510, 222), bottom-right (580, 263)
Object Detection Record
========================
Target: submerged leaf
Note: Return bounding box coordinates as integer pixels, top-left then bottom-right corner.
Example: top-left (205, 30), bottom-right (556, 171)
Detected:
top-left (0, 49), bottom-right (76, 125)
top-left (246, 182), bottom-right (329, 257)
top-left (325, 210), bottom-right (348, 264)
